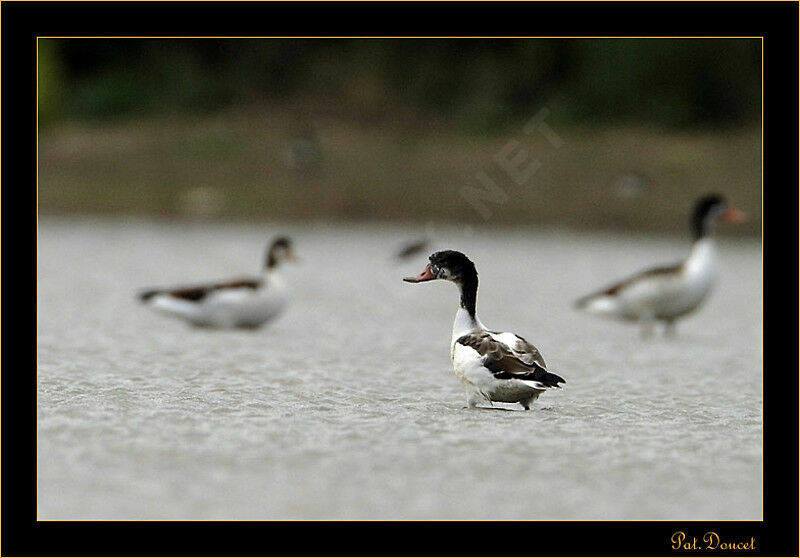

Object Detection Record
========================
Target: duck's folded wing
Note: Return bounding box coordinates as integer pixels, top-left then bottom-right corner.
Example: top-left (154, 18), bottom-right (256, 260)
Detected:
top-left (456, 332), bottom-right (565, 388)
top-left (139, 277), bottom-right (262, 302)
top-left (576, 263), bottom-right (683, 306)
top-left (489, 331), bottom-right (546, 368)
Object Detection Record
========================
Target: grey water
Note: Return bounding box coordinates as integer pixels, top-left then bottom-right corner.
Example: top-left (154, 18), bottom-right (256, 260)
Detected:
top-left (37, 219), bottom-right (762, 519)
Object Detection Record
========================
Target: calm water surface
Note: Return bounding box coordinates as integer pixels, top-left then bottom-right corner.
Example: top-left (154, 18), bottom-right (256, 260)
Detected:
top-left (37, 219), bottom-right (762, 519)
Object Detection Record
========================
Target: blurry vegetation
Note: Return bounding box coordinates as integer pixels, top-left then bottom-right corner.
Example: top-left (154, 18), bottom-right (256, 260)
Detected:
top-left (38, 38), bottom-right (760, 131)
top-left (38, 106), bottom-right (761, 235)
top-left (37, 38), bottom-right (761, 234)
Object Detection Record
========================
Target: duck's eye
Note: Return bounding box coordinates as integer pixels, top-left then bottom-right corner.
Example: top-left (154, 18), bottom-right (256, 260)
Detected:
top-left (430, 265), bottom-right (440, 274)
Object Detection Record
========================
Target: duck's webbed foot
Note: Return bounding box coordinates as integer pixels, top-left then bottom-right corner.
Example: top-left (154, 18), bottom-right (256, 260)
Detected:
top-left (519, 398), bottom-right (534, 410)
top-left (519, 391), bottom-right (542, 410)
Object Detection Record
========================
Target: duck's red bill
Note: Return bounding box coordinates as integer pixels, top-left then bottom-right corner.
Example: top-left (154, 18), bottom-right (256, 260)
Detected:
top-left (723, 206), bottom-right (748, 224)
top-left (403, 264), bottom-right (436, 283)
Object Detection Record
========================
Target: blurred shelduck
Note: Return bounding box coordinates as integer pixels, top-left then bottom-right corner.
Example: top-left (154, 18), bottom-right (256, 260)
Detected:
top-left (393, 237), bottom-right (430, 261)
top-left (139, 237), bottom-right (295, 329)
top-left (404, 250), bottom-right (565, 409)
top-left (284, 124), bottom-right (322, 176)
top-left (575, 194), bottom-right (747, 336)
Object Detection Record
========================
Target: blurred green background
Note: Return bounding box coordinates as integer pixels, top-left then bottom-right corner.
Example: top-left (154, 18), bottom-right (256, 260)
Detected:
top-left (38, 38), bottom-right (761, 234)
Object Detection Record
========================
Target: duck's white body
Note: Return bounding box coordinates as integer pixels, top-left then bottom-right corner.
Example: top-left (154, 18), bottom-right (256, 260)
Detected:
top-left (450, 308), bottom-right (557, 408)
top-left (579, 238), bottom-right (716, 325)
top-left (143, 272), bottom-right (289, 329)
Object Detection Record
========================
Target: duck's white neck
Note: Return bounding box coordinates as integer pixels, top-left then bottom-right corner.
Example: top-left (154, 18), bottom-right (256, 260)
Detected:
top-left (261, 267), bottom-right (285, 288)
top-left (452, 307), bottom-right (483, 345)
top-left (684, 237), bottom-right (716, 277)
top-left (450, 275), bottom-right (483, 345)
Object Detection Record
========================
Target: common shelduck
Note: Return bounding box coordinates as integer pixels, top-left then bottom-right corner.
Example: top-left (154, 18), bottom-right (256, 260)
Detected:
top-left (575, 194), bottom-right (747, 336)
top-left (394, 237), bottom-right (430, 261)
top-left (139, 236), bottom-right (295, 329)
top-left (404, 250), bottom-right (565, 409)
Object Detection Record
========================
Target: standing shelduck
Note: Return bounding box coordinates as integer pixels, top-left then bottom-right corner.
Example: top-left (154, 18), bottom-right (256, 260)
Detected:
top-left (139, 236), bottom-right (295, 329)
top-left (404, 250), bottom-right (565, 409)
top-left (575, 194), bottom-right (747, 336)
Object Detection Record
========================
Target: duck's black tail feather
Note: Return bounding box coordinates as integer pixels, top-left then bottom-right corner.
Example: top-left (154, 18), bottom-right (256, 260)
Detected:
top-left (540, 370), bottom-right (566, 388)
top-left (495, 363), bottom-right (566, 388)
top-left (574, 292), bottom-right (600, 310)
top-left (138, 289), bottom-right (161, 302)
top-left (531, 366), bottom-right (565, 388)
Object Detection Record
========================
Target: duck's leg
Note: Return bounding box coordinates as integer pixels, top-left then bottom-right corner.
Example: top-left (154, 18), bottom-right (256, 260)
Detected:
top-left (638, 313), bottom-right (656, 339)
top-left (464, 384), bottom-right (481, 408)
top-left (519, 391), bottom-right (541, 410)
top-left (465, 386), bottom-right (493, 409)
top-left (663, 319), bottom-right (677, 338)
top-left (466, 393), bottom-right (484, 408)
top-left (519, 398), bottom-right (533, 410)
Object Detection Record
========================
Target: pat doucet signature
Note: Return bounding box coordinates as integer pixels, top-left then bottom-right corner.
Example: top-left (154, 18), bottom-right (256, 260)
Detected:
top-left (671, 531), bottom-right (756, 551)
